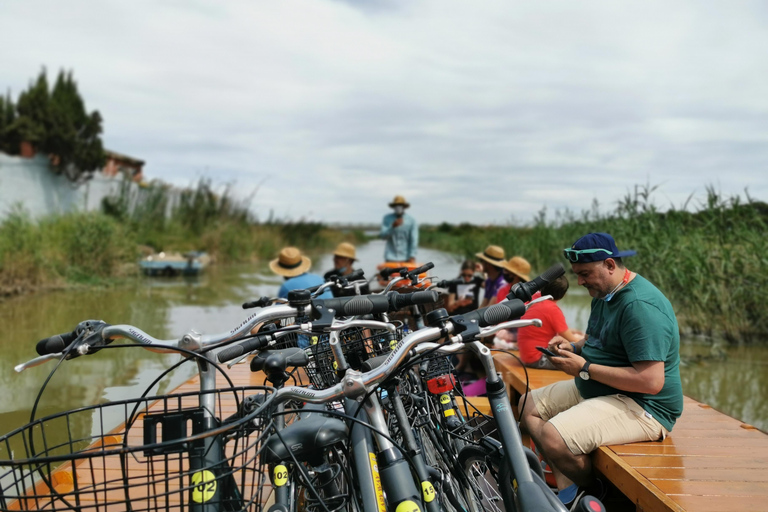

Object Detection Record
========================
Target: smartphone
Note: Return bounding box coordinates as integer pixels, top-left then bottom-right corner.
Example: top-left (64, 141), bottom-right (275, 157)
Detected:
top-left (536, 346), bottom-right (559, 358)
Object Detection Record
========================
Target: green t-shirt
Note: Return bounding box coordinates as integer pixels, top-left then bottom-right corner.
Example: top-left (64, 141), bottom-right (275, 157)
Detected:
top-left (576, 274), bottom-right (683, 432)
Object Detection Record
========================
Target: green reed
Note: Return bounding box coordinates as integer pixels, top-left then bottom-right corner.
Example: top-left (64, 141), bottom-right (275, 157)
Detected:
top-left (421, 186), bottom-right (768, 342)
top-left (1, 180), bottom-right (363, 296)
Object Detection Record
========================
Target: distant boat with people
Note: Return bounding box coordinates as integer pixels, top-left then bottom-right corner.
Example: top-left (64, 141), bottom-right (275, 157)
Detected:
top-left (139, 251), bottom-right (210, 277)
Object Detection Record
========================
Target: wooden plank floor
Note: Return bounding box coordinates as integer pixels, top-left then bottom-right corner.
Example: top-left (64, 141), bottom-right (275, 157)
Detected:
top-left (491, 351), bottom-right (768, 512)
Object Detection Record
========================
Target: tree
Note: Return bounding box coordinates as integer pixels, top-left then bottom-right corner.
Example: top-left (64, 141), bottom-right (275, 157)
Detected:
top-left (10, 71), bottom-right (49, 147)
top-left (46, 70), bottom-right (105, 182)
top-left (2, 69), bottom-right (105, 182)
top-left (0, 92), bottom-right (18, 154)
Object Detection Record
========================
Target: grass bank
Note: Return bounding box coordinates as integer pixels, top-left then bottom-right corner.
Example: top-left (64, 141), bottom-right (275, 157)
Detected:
top-left (421, 186), bottom-right (768, 343)
top-left (0, 180), bottom-right (365, 297)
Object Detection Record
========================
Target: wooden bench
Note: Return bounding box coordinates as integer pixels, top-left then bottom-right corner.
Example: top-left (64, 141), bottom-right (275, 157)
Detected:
top-left (462, 351), bottom-right (768, 512)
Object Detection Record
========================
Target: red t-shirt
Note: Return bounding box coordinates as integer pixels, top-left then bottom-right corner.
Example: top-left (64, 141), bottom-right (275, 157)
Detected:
top-left (495, 283), bottom-right (512, 303)
top-left (518, 300), bottom-right (568, 364)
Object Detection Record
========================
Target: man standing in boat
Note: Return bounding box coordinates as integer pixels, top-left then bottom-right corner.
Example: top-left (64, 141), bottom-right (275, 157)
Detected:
top-left (380, 195), bottom-right (418, 263)
top-left (518, 233), bottom-right (683, 508)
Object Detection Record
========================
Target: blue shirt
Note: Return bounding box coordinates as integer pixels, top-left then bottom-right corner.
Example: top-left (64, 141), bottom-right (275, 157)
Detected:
top-left (278, 273), bottom-right (333, 299)
top-left (380, 213), bottom-right (418, 262)
top-left (277, 272), bottom-right (332, 349)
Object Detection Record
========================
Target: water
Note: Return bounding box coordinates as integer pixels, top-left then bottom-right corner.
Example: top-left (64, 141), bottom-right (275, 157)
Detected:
top-left (1, 241), bottom-right (766, 441)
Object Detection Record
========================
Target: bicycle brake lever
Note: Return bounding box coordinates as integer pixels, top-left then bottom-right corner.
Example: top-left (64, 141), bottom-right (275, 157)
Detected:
top-left (15, 353), bottom-right (65, 373)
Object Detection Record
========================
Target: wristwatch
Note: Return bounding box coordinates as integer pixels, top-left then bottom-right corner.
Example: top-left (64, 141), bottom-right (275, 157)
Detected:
top-left (579, 361), bottom-right (591, 381)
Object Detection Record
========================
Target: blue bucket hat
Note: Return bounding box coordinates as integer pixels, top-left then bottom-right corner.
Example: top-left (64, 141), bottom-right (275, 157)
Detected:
top-left (563, 232), bottom-right (637, 263)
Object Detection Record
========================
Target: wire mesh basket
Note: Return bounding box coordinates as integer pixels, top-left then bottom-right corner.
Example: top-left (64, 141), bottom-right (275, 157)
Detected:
top-left (0, 386), bottom-right (274, 512)
top-left (305, 324), bottom-right (404, 390)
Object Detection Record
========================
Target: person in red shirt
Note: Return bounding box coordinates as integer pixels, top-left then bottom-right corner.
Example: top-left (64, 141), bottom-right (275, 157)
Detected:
top-left (518, 275), bottom-right (583, 369)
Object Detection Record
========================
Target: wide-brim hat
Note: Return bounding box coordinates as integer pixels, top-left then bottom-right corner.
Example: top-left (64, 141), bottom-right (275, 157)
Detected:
top-left (333, 242), bottom-right (356, 261)
top-left (269, 246), bottom-right (312, 277)
top-left (389, 195), bottom-right (410, 208)
top-left (475, 245), bottom-right (506, 268)
top-left (503, 256), bottom-right (531, 282)
top-left (564, 232), bottom-right (637, 264)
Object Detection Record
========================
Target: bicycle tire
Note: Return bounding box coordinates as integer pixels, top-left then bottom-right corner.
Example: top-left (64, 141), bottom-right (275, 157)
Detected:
top-left (457, 444), bottom-right (513, 512)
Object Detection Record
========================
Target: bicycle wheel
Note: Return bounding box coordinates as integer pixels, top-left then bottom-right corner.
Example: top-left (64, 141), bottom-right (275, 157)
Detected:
top-left (457, 445), bottom-right (510, 512)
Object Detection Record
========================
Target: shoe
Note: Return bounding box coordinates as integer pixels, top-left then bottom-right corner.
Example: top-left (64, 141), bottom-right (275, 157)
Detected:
top-left (569, 478), bottom-right (607, 512)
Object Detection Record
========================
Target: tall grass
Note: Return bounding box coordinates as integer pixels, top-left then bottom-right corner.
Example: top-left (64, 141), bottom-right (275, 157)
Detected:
top-left (0, 210), bottom-right (134, 294)
top-left (1, 180), bottom-right (363, 296)
top-left (421, 186), bottom-right (768, 342)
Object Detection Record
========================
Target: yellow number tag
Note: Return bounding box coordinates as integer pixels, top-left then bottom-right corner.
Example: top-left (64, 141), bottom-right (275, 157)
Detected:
top-left (191, 470), bottom-right (217, 503)
top-left (440, 394), bottom-right (450, 405)
top-left (422, 481), bottom-right (436, 502)
top-left (273, 465), bottom-right (288, 487)
top-left (396, 500), bottom-right (422, 512)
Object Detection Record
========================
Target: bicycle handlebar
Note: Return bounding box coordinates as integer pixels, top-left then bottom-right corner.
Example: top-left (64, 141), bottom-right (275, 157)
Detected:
top-left (242, 297), bottom-right (272, 309)
top-left (460, 299), bottom-right (527, 328)
top-left (36, 330), bottom-right (78, 355)
top-left (507, 262), bottom-right (565, 302)
top-left (313, 290), bottom-right (439, 317)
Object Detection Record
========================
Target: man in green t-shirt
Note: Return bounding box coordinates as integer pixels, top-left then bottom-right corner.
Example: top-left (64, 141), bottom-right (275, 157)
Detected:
top-left (518, 232), bottom-right (683, 508)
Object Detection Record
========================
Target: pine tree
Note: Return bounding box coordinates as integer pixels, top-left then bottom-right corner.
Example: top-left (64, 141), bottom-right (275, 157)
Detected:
top-left (3, 69), bottom-right (105, 181)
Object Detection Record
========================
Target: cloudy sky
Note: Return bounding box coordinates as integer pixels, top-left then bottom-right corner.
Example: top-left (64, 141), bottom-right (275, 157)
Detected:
top-left (2, 1), bottom-right (767, 225)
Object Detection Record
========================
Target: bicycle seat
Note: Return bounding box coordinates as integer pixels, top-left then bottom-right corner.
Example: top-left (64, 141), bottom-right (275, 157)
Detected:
top-left (261, 412), bottom-right (349, 466)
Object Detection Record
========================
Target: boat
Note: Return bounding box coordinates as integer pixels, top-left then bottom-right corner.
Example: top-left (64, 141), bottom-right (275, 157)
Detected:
top-left (139, 251), bottom-right (210, 276)
top-left (375, 261), bottom-right (431, 290)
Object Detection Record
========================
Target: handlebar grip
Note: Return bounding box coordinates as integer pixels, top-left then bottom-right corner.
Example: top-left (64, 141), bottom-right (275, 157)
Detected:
top-left (461, 300), bottom-right (526, 328)
top-left (313, 295), bottom-right (393, 317)
top-left (379, 267), bottom-right (407, 280)
top-left (242, 297), bottom-right (271, 309)
top-left (390, 290), bottom-right (439, 310)
top-left (217, 334), bottom-right (272, 363)
top-left (409, 262), bottom-right (434, 276)
top-left (507, 263), bottom-right (566, 302)
top-left (346, 268), bottom-right (365, 281)
top-left (36, 331), bottom-right (78, 355)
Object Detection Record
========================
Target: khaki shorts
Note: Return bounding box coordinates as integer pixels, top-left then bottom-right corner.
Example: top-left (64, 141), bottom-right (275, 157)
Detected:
top-left (531, 380), bottom-right (667, 455)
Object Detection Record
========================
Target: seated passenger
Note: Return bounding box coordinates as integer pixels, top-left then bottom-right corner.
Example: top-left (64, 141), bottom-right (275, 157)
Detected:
top-left (324, 242), bottom-right (369, 296)
top-left (517, 275), bottom-right (583, 369)
top-left (474, 245), bottom-right (507, 308)
top-left (444, 260), bottom-right (484, 314)
top-left (271, 246), bottom-right (333, 300)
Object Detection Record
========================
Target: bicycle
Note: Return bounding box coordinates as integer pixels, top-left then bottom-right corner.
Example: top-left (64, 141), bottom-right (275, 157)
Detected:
top-left (3, 292), bottom-right (428, 512)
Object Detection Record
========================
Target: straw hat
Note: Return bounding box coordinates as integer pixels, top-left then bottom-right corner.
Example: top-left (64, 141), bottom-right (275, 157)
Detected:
top-left (503, 256), bottom-right (531, 282)
top-left (269, 247), bottom-right (312, 277)
top-left (389, 195), bottom-right (410, 208)
top-left (475, 245), bottom-right (506, 268)
top-left (333, 242), bottom-right (357, 261)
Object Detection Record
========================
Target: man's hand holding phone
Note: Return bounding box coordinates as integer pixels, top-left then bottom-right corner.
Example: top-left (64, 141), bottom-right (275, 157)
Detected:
top-left (536, 346), bottom-right (561, 358)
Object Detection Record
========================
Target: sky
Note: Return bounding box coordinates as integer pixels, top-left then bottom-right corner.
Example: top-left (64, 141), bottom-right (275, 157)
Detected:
top-left (1, 0), bottom-right (767, 225)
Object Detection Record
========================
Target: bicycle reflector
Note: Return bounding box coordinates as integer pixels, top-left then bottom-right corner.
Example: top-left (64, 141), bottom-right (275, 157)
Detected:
top-left (427, 374), bottom-right (456, 394)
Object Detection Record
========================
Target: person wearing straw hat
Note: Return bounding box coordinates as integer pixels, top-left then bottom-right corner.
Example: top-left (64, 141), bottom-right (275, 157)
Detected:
top-left (518, 232), bottom-right (682, 508)
top-left (271, 246), bottom-right (333, 299)
top-left (380, 195), bottom-right (418, 263)
top-left (324, 242), bottom-right (370, 297)
top-left (475, 245), bottom-right (507, 308)
top-left (490, 255), bottom-right (532, 306)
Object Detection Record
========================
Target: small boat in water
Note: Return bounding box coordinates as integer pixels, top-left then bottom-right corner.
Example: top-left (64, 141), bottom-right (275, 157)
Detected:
top-left (139, 251), bottom-right (211, 277)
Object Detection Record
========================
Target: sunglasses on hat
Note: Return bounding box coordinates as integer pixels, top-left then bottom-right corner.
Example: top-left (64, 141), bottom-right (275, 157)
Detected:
top-left (563, 248), bottom-right (613, 263)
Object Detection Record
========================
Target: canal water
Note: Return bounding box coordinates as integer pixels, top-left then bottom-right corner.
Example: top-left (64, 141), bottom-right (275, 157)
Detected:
top-left (1, 240), bottom-right (767, 440)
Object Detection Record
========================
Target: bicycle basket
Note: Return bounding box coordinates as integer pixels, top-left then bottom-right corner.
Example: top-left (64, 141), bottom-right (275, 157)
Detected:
top-left (0, 386), bottom-right (274, 512)
top-left (305, 324), bottom-right (404, 390)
